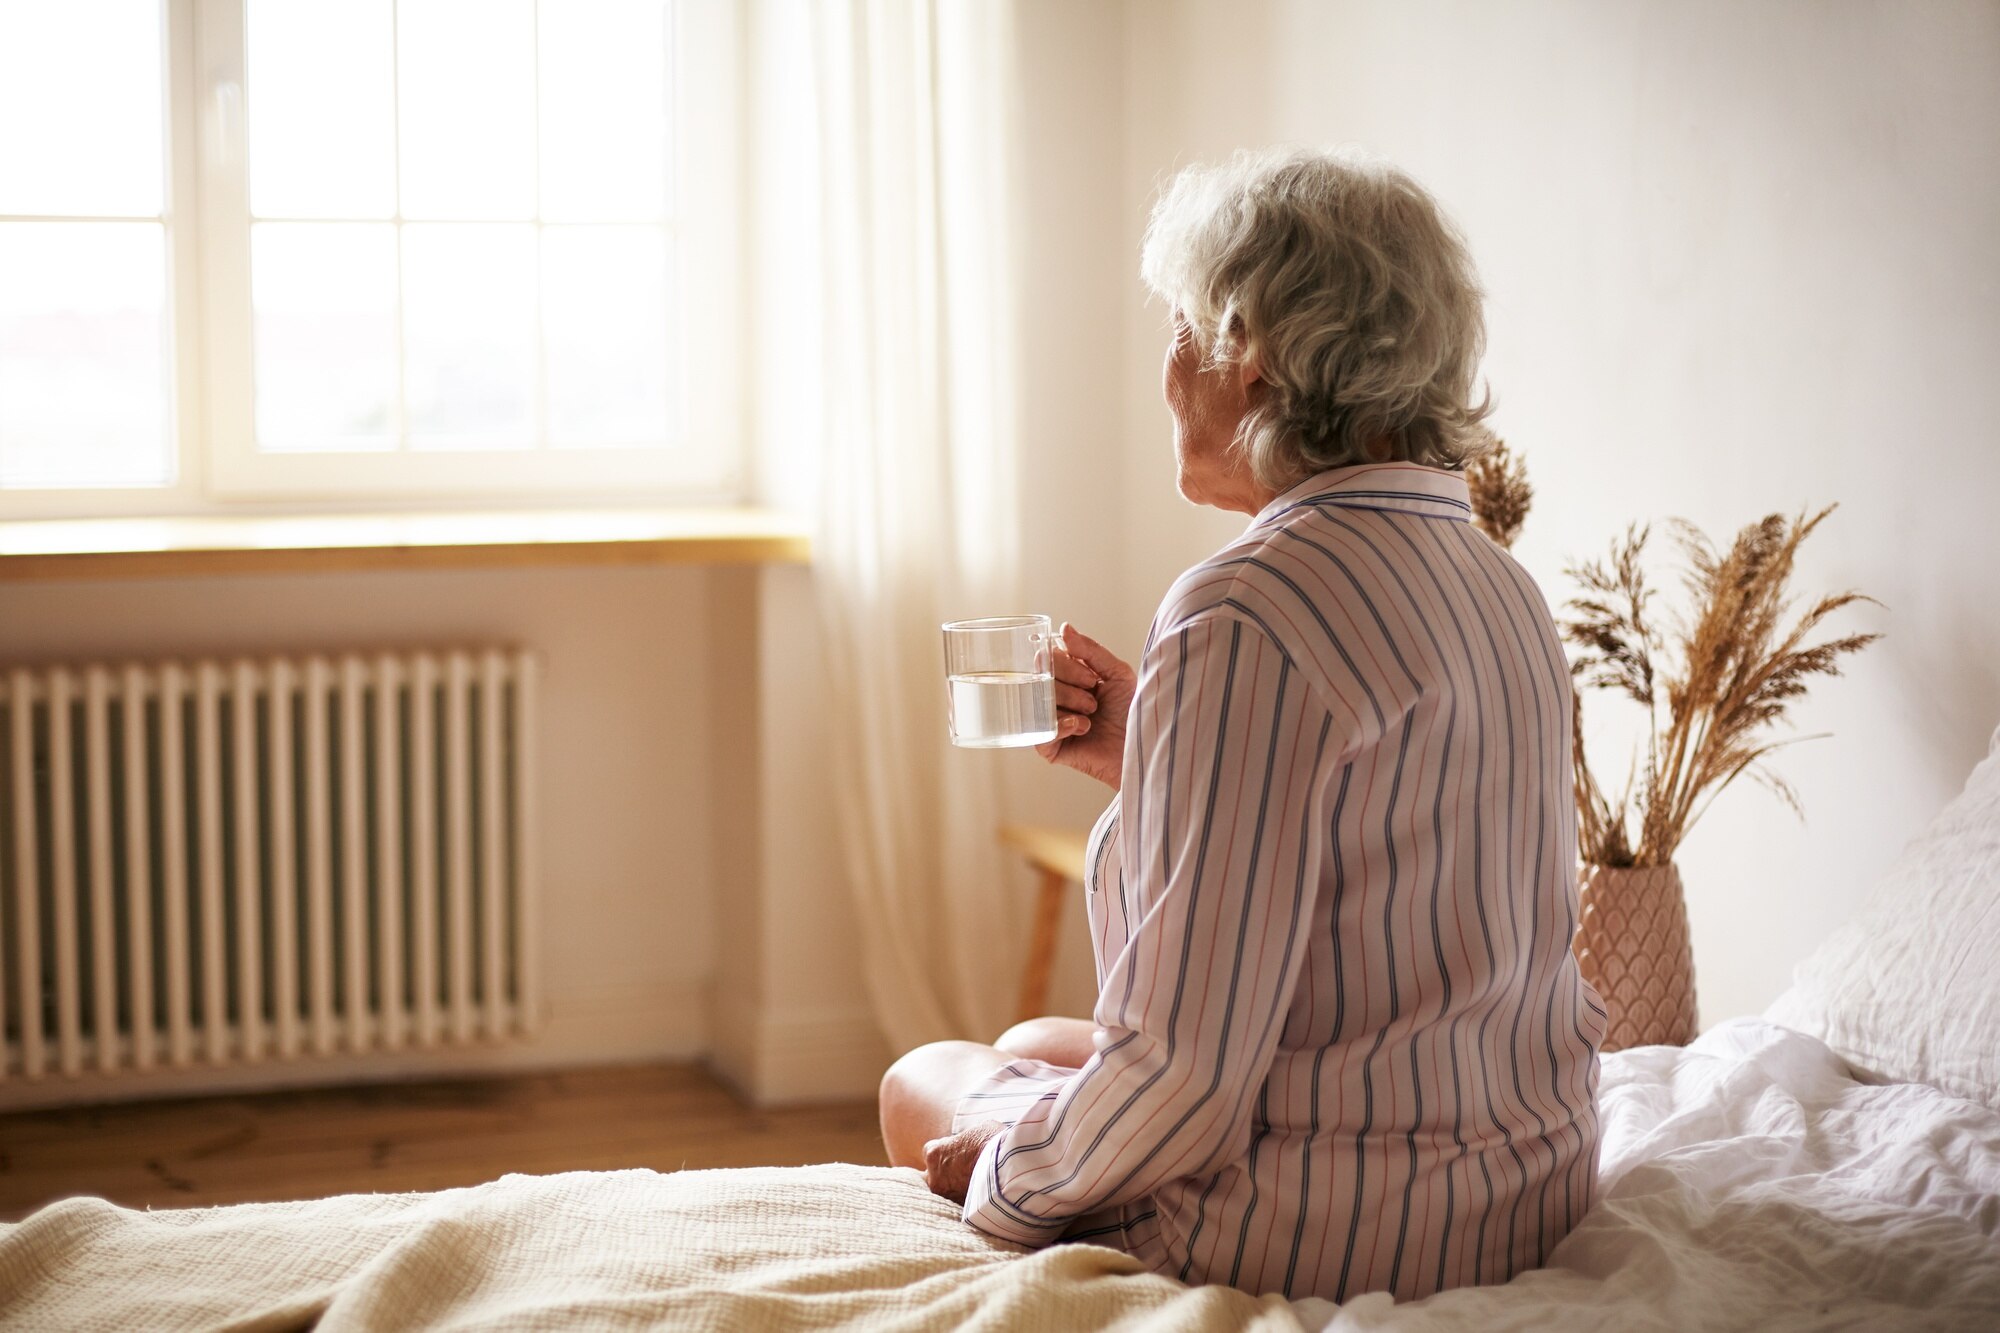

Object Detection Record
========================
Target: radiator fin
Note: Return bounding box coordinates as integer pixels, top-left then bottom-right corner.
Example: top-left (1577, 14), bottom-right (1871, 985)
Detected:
top-left (0, 650), bottom-right (539, 1082)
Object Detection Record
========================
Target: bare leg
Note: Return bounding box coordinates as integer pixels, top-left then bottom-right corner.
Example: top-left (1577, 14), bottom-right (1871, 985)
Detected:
top-left (879, 1018), bottom-right (1099, 1170)
top-left (995, 1015), bottom-right (1098, 1069)
top-left (879, 1040), bottom-right (1011, 1170)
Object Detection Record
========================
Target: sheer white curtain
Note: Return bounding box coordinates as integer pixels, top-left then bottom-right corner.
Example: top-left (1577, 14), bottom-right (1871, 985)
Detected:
top-left (755, 0), bottom-right (1030, 1053)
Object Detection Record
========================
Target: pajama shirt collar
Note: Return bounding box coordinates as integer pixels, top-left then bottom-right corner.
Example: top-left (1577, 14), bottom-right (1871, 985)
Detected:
top-left (1253, 461), bottom-right (1474, 528)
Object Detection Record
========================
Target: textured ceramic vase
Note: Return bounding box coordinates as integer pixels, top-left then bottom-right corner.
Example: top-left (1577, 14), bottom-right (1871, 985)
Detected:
top-left (1573, 862), bottom-right (1699, 1052)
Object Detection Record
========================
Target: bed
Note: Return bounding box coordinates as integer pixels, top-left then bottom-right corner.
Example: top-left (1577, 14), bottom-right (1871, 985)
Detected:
top-left (6, 733), bottom-right (2000, 1331)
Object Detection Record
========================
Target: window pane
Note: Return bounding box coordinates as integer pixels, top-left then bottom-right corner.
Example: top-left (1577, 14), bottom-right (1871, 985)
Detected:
top-left (540, 1), bottom-right (672, 221)
top-left (0, 0), bottom-right (163, 216)
top-left (402, 224), bottom-right (535, 449)
top-left (397, 0), bottom-right (535, 220)
top-left (247, 0), bottom-right (395, 219)
top-left (252, 223), bottom-right (398, 453)
top-left (0, 223), bottom-right (170, 487)
top-left (544, 226), bottom-right (672, 448)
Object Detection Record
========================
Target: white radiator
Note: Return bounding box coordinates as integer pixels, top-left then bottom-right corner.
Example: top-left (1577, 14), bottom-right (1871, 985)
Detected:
top-left (0, 649), bottom-right (539, 1082)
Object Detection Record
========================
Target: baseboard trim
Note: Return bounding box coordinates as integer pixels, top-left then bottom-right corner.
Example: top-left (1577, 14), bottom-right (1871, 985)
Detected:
top-left (0, 985), bottom-right (890, 1113)
top-left (707, 1000), bottom-right (890, 1107)
top-left (0, 980), bottom-right (708, 1113)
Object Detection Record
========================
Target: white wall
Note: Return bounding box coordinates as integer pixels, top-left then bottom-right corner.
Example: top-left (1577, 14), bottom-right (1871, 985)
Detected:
top-left (0, 565), bottom-right (724, 1104)
top-left (1113, 0), bottom-right (2000, 1024)
top-left (998, 0), bottom-right (1146, 1017)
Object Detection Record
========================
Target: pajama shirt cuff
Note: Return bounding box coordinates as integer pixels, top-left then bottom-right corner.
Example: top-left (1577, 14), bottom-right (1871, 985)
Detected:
top-left (953, 1056), bottom-right (1080, 1248)
top-left (960, 1130), bottom-right (1067, 1248)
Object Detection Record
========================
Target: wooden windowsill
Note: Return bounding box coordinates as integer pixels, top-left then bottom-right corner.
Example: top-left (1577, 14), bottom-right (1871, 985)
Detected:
top-left (0, 507), bottom-right (811, 582)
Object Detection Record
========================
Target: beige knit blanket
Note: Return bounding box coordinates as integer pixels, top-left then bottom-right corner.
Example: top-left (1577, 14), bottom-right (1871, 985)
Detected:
top-left (0, 1164), bottom-right (1302, 1331)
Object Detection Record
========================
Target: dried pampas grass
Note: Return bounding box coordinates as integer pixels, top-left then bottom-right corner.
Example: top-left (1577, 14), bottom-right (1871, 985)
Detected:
top-left (1562, 507), bottom-right (1879, 868)
top-left (1465, 436), bottom-right (1533, 550)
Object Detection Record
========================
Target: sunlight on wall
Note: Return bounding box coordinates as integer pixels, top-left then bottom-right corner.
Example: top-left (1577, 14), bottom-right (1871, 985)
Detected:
top-left (1113, 0), bottom-right (2000, 1025)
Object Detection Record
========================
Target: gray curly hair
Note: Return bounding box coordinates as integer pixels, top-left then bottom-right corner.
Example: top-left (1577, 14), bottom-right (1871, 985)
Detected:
top-left (1141, 147), bottom-right (1494, 488)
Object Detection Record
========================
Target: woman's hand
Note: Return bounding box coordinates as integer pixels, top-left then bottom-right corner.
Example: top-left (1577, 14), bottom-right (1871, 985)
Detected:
top-left (923, 1121), bottom-right (1004, 1204)
top-left (1037, 624), bottom-right (1136, 792)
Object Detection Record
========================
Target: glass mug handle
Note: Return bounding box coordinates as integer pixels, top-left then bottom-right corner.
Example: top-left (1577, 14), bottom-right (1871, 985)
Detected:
top-left (1035, 625), bottom-right (1063, 676)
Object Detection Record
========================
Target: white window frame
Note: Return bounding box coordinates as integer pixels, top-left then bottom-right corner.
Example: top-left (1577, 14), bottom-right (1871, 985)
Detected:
top-left (0, 0), bottom-right (744, 521)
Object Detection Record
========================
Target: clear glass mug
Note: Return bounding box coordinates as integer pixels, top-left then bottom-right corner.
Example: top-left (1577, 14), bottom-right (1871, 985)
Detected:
top-left (942, 615), bottom-right (1059, 748)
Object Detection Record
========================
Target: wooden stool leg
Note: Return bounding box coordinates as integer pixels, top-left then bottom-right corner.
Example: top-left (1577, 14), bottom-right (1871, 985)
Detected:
top-left (1015, 868), bottom-right (1068, 1025)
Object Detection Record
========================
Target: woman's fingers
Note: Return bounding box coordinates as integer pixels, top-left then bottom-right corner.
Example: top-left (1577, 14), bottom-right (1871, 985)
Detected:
top-left (923, 1122), bottom-right (1005, 1204)
top-left (1037, 626), bottom-right (1128, 793)
top-left (1061, 623), bottom-right (1132, 682)
top-left (1055, 681), bottom-right (1097, 715)
top-left (1038, 715), bottom-right (1089, 763)
top-left (1050, 645), bottom-right (1100, 689)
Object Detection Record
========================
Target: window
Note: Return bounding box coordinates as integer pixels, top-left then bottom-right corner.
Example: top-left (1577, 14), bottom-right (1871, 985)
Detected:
top-left (0, 1), bottom-right (175, 492)
top-left (0, 0), bottom-right (740, 519)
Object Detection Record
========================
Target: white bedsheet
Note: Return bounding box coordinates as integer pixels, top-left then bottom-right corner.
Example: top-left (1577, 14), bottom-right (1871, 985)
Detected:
top-left (1291, 1018), bottom-right (2000, 1331)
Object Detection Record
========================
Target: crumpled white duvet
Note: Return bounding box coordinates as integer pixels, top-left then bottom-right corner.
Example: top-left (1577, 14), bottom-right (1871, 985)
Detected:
top-left (1292, 1018), bottom-right (2000, 1331)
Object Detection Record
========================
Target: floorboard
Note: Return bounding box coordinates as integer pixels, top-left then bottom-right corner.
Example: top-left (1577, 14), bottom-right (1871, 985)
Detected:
top-left (0, 1064), bottom-right (887, 1221)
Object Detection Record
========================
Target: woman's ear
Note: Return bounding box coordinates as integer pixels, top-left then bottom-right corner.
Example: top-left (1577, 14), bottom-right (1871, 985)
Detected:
top-left (1237, 350), bottom-right (1266, 402)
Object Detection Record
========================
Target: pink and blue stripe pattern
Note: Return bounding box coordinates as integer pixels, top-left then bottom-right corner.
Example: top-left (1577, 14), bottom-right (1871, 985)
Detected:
top-left (956, 462), bottom-right (1606, 1302)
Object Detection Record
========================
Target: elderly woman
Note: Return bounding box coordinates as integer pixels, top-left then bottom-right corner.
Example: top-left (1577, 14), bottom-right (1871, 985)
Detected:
top-left (880, 148), bottom-right (1606, 1304)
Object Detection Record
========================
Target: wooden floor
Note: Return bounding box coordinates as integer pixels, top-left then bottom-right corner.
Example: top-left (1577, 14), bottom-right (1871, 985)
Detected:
top-left (0, 1064), bottom-right (886, 1222)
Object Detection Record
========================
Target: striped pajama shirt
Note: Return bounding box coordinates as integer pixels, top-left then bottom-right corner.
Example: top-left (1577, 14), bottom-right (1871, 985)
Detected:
top-left (956, 462), bottom-right (1607, 1302)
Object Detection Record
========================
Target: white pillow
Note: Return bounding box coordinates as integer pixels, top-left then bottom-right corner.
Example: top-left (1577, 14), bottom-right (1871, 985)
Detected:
top-left (1765, 725), bottom-right (2000, 1111)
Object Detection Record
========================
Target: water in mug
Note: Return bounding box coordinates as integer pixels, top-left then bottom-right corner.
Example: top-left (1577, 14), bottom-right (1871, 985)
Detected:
top-left (948, 671), bottom-right (1057, 747)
